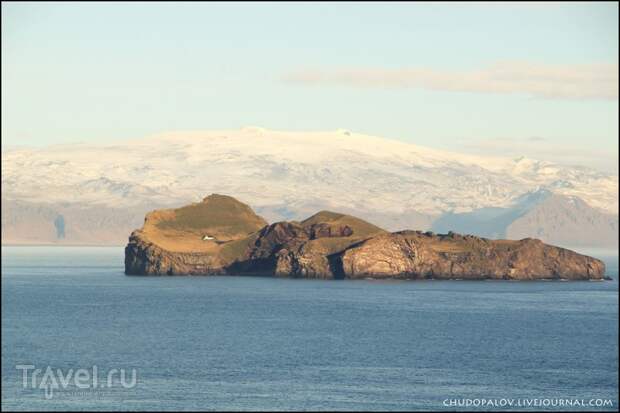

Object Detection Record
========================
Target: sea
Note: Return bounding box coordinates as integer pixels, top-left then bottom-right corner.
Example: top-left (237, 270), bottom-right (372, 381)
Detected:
top-left (1, 246), bottom-right (618, 411)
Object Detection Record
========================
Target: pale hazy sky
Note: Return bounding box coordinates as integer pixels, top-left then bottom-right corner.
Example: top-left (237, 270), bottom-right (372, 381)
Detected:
top-left (2, 2), bottom-right (618, 172)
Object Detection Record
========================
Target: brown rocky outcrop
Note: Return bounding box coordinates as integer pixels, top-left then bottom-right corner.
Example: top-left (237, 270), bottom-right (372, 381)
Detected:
top-left (125, 195), bottom-right (607, 280)
top-left (340, 231), bottom-right (606, 280)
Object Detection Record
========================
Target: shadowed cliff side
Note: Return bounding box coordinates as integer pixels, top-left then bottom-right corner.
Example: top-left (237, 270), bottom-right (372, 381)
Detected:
top-left (125, 195), bottom-right (606, 280)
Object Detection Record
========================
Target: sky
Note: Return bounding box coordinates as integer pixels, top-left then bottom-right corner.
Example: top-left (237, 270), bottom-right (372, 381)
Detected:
top-left (2, 2), bottom-right (618, 172)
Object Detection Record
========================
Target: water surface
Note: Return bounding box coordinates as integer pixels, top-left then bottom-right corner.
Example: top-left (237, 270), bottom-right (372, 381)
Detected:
top-left (2, 247), bottom-right (618, 411)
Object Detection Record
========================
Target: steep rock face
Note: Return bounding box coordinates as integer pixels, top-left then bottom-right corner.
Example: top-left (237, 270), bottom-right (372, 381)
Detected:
top-left (274, 243), bottom-right (333, 279)
top-left (125, 196), bottom-right (606, 280)
top-left (340, 233), bottom-right (419, 277)
top-left (229, 216), bottom-right (385, 278)
top-left (341, 231), bottom-right (605, 280)
top-left (125, 231), bottom-right (228, 275)
top-left (125, 194), bottom-right (267, 275)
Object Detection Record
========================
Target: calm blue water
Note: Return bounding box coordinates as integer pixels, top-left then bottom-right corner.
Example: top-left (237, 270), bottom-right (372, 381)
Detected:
top-left (2, 247), bottom-right (618, 411)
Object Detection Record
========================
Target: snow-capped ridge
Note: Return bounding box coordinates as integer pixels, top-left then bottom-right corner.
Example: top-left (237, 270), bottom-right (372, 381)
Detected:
top-left (1, 128), bottom-right (617, 216)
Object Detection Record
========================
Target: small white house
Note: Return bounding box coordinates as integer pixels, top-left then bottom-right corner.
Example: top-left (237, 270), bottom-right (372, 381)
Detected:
top-left (202, 235), bottom-right (215, 241)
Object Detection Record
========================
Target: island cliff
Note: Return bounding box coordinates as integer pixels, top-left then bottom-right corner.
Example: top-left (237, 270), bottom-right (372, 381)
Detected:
top-left (125, 194), bottom-right (606, 280)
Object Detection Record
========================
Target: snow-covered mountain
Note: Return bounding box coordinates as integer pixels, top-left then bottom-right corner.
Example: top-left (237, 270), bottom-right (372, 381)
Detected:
top-left (2, 128), bottom-right (618, 247)
top-left (432, 189), bottom-right (618, 248)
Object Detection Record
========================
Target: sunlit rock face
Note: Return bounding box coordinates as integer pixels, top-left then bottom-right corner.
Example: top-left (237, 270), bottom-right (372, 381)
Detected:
top-left (125, 195), bottom-right (606, 280)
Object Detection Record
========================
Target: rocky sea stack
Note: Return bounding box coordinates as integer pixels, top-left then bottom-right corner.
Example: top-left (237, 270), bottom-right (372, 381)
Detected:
top-left (125, 194), bottom-right (606, 280)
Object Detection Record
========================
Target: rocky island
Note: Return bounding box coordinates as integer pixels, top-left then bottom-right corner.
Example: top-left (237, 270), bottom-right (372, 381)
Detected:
top-left (125, 194), bottom-right (606, 280)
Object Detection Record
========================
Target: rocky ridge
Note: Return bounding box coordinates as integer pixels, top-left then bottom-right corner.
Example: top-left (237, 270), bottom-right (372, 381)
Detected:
top-left (125, 195), bottom-right (606, 280)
